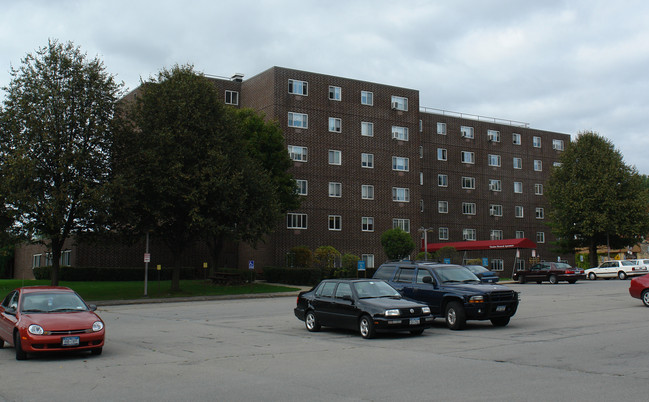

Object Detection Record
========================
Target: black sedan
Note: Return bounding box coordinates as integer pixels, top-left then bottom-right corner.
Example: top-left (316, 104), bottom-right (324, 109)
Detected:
top-left (294, 279), bottom-right (434, 339)
top-left (464, 265), bottom-right (500, 283)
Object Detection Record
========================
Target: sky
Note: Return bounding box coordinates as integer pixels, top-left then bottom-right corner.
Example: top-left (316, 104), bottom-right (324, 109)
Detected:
top-left (2, 0), bottom-right (648, 173)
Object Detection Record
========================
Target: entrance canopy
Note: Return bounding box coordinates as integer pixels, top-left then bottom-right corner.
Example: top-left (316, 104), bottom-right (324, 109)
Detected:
top-left (423, 238), bottom-right (537, 253)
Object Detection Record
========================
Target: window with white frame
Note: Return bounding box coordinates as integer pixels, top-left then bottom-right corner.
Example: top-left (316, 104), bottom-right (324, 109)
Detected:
top-left (61, 250), bottom-right (71, 266)
top-left (361, 184), bottom-right (374, 200)
top-left (487, 130), bottom-right (501, 142)
top-left (513, 133), bottom-right (522, 145)
top-left (295, 179), bottom-right (308, 195)
top-left (393, 218), bottom-right (410, 232)
top-left (461, 151), bottom-right (475, 164)
top-left (438, 174), bottom-right (448, 187)
top-left (437, 122), bottom-right (447, 135)
top-left (490, 230), bottom-right (504, 240)
top-left (515, 259), bottom-right (526, 271)
top-left (419, 120), bottom-right (423, 132)
top-left (287, 213), bottom-right (308, 229)
top-left (513, 157), bottom-right (522, 169)
top-left (391, 126), bottom-right (409, 141)
top-left (552, 139), bottom-right (564, 151)
top-left (362, 217), bottom-right (374, 232)
top-left (328, 182), bottom-right (341, 198)
top-left (32, 254), bottom-right (42, 268)
top-left (536, 232), bottom-right (545, 243)
top-left (536, 207), bottom-right (545, 219)
top-left (463, 228), bottom-right (476, 241)
top-left (225, 90), bottom-right (239, 105)
top-left (489, 204), bottom-right (503, 217)
top-left (288, 145), bottom-right (308, 162)
top-left (438, 201), bottom-right (448, 213)
top-left (329, 215), bottom-right (342, 231)
top-left (328, 150), bottom-right (341, 165)
top-left (461, 126), bottom-right (474, 139)
top-left (553, 162), bottom-right (562, 167)
top-left (489, 179), bottom-right (502, 192)
top-left (361, 153), bottom-right (374, 168)
top-left (419, 146), bottom-right (424, 159)
top-left (514, 181), bottom-right (523, 193)
top-left (361, 91), bottom-right (373, 106)
top-left (534, 160), bottom-right (542, 171)
top-left (515, 206), bottom-right (524, 218)
top-left (288, 112), bottom-right (308, 128)
top-left (490, 259), bottom-right (504, 271)
top-left (328, 86), bottom-right (341, 101)
top-left (533, 136), bottom-right (541, 148)
top-left (439, 227), bottom-right (449, 240)
top-left (437, 148), bottom-right (447, 161)
top-left (535, 183), bottom-right (543, 195)
top-left (488, 154), bottom-right (501, 167)
top-left (362, 254), bottom-right (375, 268)
top-left (361, 121), bottom-right (374, 137)
top-left (391, 96), bottom-right (408, 111)
top-left (419, 172), bottom-right (424, 186)
top-left (515, 230), bottom-right (525, 238)
top-left (392, 187), bottom-right (410, 202)
top-left (462, 202), bottom-right (476, 215)
top-left (392, 156), bottom-right (409, 171)
top-left (288, 79), bottom-right (308, 95)
top-left (328, 117), bottom-right (342, 133)
top-left (462, 176), bottom-right (476, 189)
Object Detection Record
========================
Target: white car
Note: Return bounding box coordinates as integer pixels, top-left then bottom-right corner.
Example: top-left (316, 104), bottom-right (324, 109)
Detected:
top-left (631, 259), bottom-right (649, 270)
top-left (585, 260), bottom-right (647, 280)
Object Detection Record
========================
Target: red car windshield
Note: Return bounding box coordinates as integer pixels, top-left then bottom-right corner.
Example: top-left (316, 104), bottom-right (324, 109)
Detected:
top-left (21, 292), bottom-right (88, 313)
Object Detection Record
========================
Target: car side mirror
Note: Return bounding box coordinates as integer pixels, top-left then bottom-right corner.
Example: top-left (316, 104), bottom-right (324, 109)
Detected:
top-left (422, 276), bottom-right (433, 284)
top-left (4, 307), bottom-right (16, 316)
top-left (341, 295), bottom-right (354, 303)
top-left (88, 304), bottom-right (97, 311)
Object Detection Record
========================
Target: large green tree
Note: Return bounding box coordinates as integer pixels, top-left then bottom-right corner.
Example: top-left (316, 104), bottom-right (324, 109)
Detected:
top-left (381, 228), bottom-right (415, 260)
top-left (546, 131), bottom-right (649, 267)
top-left (0, 40), bottom-right (123, 285)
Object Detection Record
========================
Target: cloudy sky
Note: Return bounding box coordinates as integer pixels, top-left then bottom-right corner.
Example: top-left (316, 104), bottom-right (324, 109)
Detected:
top-left (2, 0), bottom-right (648, 173)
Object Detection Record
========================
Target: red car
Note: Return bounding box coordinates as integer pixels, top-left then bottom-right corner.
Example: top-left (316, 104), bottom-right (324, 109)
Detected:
top-left (0, 286), bottom-right (105, 360)
top-left (629, 274), bottom-right (649, 307)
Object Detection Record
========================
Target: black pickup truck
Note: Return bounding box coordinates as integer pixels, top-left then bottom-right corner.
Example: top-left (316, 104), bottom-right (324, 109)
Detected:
top-left (373, 262), bottom-right (519, 330)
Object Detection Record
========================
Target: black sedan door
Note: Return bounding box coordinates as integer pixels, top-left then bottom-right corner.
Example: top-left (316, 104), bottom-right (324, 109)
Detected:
top-left (330, 282), bottom-right (358, 330)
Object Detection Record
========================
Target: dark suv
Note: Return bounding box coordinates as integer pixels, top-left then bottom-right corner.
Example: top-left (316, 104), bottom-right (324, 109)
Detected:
top-left (374, 262), bottom-right (519, 330)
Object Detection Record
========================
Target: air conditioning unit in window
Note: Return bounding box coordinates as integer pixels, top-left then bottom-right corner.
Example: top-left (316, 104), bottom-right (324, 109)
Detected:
top-left (489, 183), bottom-right (497, 191)
top-left (392, 131), bottom-right (400, 139)
top-left (489, 208), bottom-right (496, 216)
top-left (391, 101), bottom-right (399, 110)
top-left (487, 134), bottom-right (495, 142)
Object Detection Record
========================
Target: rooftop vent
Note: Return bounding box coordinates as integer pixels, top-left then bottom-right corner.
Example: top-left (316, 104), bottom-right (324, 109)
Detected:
top-left (231, 73), bottom-right (244, 82)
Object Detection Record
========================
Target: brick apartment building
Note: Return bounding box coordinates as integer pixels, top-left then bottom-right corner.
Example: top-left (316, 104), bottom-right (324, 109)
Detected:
top-left (12, 66), bottom-right (571, 279)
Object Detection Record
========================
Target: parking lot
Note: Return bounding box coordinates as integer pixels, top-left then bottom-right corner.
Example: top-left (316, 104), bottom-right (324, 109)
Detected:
top-left (1, 279), bottom-right (648, 401)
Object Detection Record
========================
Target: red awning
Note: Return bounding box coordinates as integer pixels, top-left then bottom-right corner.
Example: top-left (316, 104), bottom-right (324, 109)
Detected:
top-left (423, 238), bottom-right (537, 252)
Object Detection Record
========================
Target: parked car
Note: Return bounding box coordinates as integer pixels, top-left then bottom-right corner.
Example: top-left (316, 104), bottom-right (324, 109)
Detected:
top-left (294, 279), bottom-right (434, 339)
top-left (464, 265), bottom-right (500, 283)
top-left (513, 262), bottom-right (585, 284)
top-left (629, 274), bottom-right (649, 307)
top-left (584, 260), bottom-right (647, 280)
top-left (631, 259), bottom-right (649, 270)
top-left (373, 262), bottom-right (519, 330)
top-left (0, 286), bottom-right (105, 360)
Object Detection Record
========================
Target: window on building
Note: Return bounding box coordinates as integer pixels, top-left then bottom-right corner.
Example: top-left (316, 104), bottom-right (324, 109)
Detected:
top-left (361, 184), bottom-right (374, 200)
top-left (461, 126), bottom-right (474, 139)
top-left (553, 139), bottom-right (565, 151)
top-left (461, 151), bottom-right (475, 164)
top-left (288, 112), bottom-right (308, 128)
top-left (288, 145), bottom-right (308, 162)
top-left (462, 202), bottom-right (476, 215)
top-left (514, 181), bottom-right (523, 193)
top-left (328, 85), bottom-right (341, 101)
top-left (329, 182), bottom-right (341, 197)
top-left (32, 254), bottom-right (42, 268)
top-left (515, 206), bottom-right (524, 218)
top-left (438, 201), bottom-right (448, 213)
top-left (536, 207), bottom-right (545, 219)
top-left (329, 215), bottom-right (342, 231)
top-left (489, 204), bottom-right (503, 217)
top-left (437, 148), bottom-right (447, 161)
top-left (463, 228), bottom-right (476, 241)
top-left (328, 150), bottom-right (341, 165)
top-left (515, 259), bottom-right (526, 271)
top-left (361, 121), bottom-right (374, 137)
top-left (393, 218), bottom-right (411, 233)
top-left (554, 162), bottom-right (562, 167)
top-left (392, 187), bottom-right (410, 202)
top-left (392, 126), bottom-right (409, 141)
top-left (513, 133), bottom-right (522, 145)
top-left (533, 136), bottom-right (541, 148)
top-left (287, 213), bottom-right (308, 229)
top-left (488, 154), bottom-right (501, 167)
top-left (361, 153), bottom-right (374, 168)
top-left (535, 183), bottom-right (544, 195)
top-left (391, 96), bottom-right (408, 111)
top-left (295, 179), bottom-right (308, 195)
top-left (490, 230), bottom-right (504, 240)
top-left (328, 117), bottom-right (342, 133)
top-left (288, 79), bottom-right (308, 95)
top-left (225, 90), bottom-right (239, 105)
top-left (438, 174), bottom-right (448, 187)
top-left (419, 120), bottom-right (423, 132)
top-left (437, 122), bottom-right (447, 135)
top-left (362, 254), bottom-right (375, 268)
top-left (489, 179), bottom-right (502, 192)
top-left (361, 91), bottom-right (373, 106)
top-left (515, 230), bottom-right (525, 238)
top-left (487, 130), bottom-right (500, 142)
top-left (536, 232), bottom-right (545, 243)
top-left (392, 156), bottom-right (409, 171)
top-left (491, 259), bottom-right (504, 271)
top-left (462, 176), bottom-right (475, 189)
top-left (513, 157), bottom-right (522, 169)
top-left (61, 250), bottom-right (71, 266)
top-left (534, 160), bottom-right (542, 171)
top-left (439, 227), bottom-right (449, 240)
top-left (419, 172), bottom-right (424, 186)
top-left (362, 217), bottom-right (374, 232)
top-left (419, 146), bottom-right (424, 159)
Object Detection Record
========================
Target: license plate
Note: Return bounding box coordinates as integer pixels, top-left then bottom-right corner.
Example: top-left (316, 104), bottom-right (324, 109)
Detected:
top-left (496, 305), bottom-right (506, 312)
top-left (409, 318), bottom-right (420, 325)
top-left (61, 336), bottom-right (80, 346)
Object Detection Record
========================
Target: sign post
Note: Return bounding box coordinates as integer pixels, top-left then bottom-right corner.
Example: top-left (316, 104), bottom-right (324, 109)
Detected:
top-left (144, 232), bottom-right (150, 297)
top-left (357, 260), bottom-right (366, 278)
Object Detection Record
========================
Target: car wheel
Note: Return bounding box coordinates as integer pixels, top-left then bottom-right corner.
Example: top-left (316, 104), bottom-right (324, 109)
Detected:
top-left (410, 328), bottom-right (425, 336)
top-left (549, 275), bottom-right (558, 284)
top-left (0, 337), bottom-right (4, 349)
top-left (445, 301), bottom-right (466, 330)
top-left (490, 317), bottom-right (510, 327)
top-left (305, 310), bottom-right (321, 332)
top-left (618, 271), bottom-right (627, 280)
top-left (642, 290), bottom-right (649, 307)
top-left (14, 331), bottom-right (27, 361)
top-left (359, 315), bottom-right (375, 339)
top-left (568, 279), bottom-right (576, 284)
top-left (588, 272), bottom-right (597, 280)
top-left (518, 275), bottom-right (526, 284)
top-left (91, 347), bottom-right (103, 356)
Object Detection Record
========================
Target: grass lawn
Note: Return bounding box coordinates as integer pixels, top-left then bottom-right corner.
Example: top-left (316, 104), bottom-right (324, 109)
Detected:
top-left (0, 279), bottom-right (300, 302)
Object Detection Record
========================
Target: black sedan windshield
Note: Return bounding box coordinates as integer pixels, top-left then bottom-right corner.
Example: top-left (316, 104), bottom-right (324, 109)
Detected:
top-left (353, 281), bottom-right (401, 298)
top-left (432, 266), bottom-right (480, 283)
top-left (21, 292), bottom-right (88, 313)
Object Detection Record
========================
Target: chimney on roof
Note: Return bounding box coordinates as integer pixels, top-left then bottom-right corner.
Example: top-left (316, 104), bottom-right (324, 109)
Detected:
top-left (231, 73), bottom-right (244, 82)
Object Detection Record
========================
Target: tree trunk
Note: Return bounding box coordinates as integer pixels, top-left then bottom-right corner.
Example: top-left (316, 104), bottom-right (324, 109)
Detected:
top-left (589, 241), bottom-right (598, 268)
top-left (206, 236), bottom-right (225, 273)
top-left (50, 238), bottom-right (63, 286)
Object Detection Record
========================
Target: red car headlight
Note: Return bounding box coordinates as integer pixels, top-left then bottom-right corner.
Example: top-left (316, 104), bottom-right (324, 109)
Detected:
top-left (28, 324), bottom-right (44, 335)
top-left (92, 321), bottom-right (104, 332)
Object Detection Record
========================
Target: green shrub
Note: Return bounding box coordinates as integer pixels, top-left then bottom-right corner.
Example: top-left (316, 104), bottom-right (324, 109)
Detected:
top-left (291, 245), bottom-right (313, 268)
top-left (334, 253), bottom-right (359, 278)
top-left (314, 246), bottom-right (341, 278)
